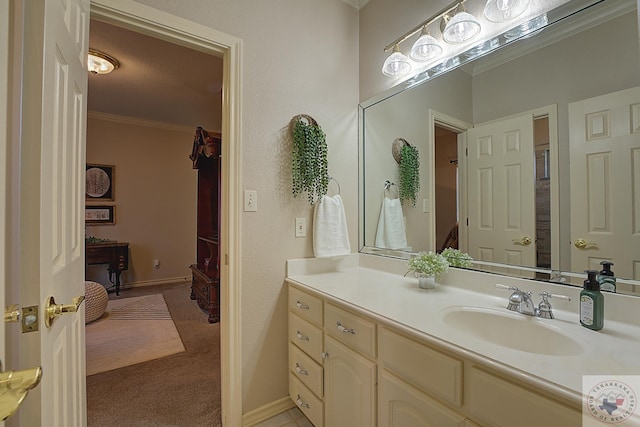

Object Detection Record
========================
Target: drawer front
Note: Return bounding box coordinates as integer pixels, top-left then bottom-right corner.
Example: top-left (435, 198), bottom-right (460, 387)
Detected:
top-left (290, 373), bottom-right (323, 427)
top-left (289, 343), bottom-right (323, 398)
top-left (468, 366), bottom-right (581, 427)
top-left (289, 285), bottom-right (323, 326)
top-left (324, 303), bottom-right (376, 358)
top-left (289, 313), bottom-right (323, 363)
top-left (379, 327), bottom-right (463, 407)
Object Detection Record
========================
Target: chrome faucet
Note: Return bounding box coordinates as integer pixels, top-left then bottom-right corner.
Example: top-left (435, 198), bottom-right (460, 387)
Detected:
top-left (496, 284), bottom-right (570, 318)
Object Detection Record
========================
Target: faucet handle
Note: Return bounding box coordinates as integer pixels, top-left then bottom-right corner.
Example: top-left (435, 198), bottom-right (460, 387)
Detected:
top-left (495, 284), bottom-right (518, 291)
top-left (537, 291), bottom-right (571, 319)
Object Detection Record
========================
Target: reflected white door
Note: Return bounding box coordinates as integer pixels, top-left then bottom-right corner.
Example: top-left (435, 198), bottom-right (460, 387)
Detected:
top-left (466, 114), bottom-right (536, 267)
top-left (569, 86), bottom-right (640, 280)
top-left (8, 0), bottom-right (90, 425)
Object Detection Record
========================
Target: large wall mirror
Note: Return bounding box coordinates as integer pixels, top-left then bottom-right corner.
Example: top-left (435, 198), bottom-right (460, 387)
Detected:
top-left (360, 0), bottom-right (640, 295)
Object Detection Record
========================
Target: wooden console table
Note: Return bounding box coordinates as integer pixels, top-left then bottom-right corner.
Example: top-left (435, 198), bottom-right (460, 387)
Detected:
top-left (85, 242), bottom-right (129, 295)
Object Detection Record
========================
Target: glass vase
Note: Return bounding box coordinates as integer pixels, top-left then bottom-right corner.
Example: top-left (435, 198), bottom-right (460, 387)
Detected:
top-left (418, 275), bottom-right (436, 290)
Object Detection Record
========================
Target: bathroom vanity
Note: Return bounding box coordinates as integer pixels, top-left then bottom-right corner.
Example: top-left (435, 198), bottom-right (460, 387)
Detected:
top-left (286, 254), bottom-right (640, 426)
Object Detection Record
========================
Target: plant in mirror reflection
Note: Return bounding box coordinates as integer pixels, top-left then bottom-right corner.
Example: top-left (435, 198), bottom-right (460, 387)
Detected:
top-left (406, 251), bottom-right (449, 278)
top-left (441, 247), bottom-right (473, 268)
top-left (398, 143), bottom-right (420, 206)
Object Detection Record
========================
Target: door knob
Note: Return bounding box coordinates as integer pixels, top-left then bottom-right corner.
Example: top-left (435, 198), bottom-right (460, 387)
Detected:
top-left (0, 365), bottom-right (42, 421)
top-left (44, 295), bottom-right (85, 328)
top-left (512, 236), bottom-right (532, 246)
top-left (574, 238), bottom-right (598, 250)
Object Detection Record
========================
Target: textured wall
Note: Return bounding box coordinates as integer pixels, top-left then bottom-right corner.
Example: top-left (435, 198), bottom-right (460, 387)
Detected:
top-left (131, 0), bottom-right (360, 413)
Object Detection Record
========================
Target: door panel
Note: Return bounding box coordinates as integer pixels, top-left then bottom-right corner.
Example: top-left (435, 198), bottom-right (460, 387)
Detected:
top-left (569, 86), bottom-right (640, 283)
top-left (466, 114), bottom-right (536, 268)
top-left (12, 0), bottom-right (89, 425)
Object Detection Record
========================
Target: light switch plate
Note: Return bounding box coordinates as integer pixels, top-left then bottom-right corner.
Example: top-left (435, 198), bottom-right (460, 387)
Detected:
top-left (244, 190), bottom-right (257, 212)
top-left (295, 218), bottom-right (306, 237)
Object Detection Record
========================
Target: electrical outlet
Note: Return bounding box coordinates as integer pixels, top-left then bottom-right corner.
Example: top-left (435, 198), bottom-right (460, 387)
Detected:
top-left (295, 218), bottom-right (306, 237)
top-left (244, 190), bottom-right (257, 212)
top-left (423, 198), bottom-right (430, 213)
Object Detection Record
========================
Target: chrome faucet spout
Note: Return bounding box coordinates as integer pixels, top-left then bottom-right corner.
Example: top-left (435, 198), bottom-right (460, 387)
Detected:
top-left (507, 290), bottom-right (537, 316)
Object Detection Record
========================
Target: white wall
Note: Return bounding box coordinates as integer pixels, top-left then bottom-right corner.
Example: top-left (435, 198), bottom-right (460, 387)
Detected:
top-left (130, 0), bottom-right (360, 414)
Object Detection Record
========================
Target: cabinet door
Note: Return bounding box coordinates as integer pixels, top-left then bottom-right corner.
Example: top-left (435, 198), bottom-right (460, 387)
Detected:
top-left (324, 336), bottom-right (376, 427)
top-left (379, 371), bottom-right (466, 427)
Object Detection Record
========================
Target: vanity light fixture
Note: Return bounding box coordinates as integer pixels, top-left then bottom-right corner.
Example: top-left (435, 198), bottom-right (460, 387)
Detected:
top-left (484, 0), bottom-right (531, 22)
top-left (410, 26), bottom-right (443, 62)
top-left (441, 4), bottom-right (482, 44)
top-left (87, 49), bottom-right (120, 74)
top-left (382, 44), bottom-right (412, 77)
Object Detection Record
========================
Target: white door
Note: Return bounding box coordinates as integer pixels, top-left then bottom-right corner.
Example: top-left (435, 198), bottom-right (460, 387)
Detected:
top-left (5, 0), bottom-right (90, 425)
top-left (569, 86), bottom-right (640, 280)
top-left (466, 114), bottom-right (536, 268)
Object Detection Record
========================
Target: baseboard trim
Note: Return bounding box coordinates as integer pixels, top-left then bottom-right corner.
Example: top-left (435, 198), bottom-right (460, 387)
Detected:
top-left (125, 276), bottom-right (191, 289)
top-left (242, 396), bottom-right (295, 427)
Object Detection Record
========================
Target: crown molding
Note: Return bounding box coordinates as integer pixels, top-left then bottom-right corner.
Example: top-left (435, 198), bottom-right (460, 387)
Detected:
top-left (87, 110), bottom-right (195, 133)
top-left (340, 0), bottom-right (370, 9)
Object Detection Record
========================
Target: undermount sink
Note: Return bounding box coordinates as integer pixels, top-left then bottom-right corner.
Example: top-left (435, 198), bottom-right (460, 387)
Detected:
top-left (440, 306), bottom-right (586, 356)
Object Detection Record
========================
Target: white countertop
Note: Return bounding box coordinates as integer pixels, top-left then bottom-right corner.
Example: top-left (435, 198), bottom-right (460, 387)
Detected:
top-left (286, 254), bottom-right (640, 404)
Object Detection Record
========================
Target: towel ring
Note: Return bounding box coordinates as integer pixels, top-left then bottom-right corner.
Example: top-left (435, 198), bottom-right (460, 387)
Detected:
top-left (384, 180), bottom-right (400, 199)
top-left (328, 176), bottom-right (341, 195)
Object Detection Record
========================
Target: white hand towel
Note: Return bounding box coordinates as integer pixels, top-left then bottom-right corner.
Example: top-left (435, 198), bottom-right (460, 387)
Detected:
top-left (313, 195), bottom-right (351, 257)
top-left (374, 197), bottom-right (407, 250)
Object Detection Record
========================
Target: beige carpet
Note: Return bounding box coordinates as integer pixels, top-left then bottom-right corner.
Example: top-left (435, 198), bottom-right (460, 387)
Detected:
top-left (86, 293), bottom-right (185, 376)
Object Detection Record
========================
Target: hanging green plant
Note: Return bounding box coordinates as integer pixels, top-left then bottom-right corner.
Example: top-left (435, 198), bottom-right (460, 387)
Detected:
top-left (290, 114), bottom-right (329, 204)
top-left (398, 141), bottom-right (420, 206)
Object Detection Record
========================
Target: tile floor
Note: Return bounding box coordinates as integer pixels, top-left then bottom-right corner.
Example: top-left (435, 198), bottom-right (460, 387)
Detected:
top-left (253, 407), bottom-right (313, 427)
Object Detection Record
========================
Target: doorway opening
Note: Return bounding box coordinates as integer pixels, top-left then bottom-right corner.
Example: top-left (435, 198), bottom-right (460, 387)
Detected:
top-left (435, 125), bottom-right (460, 252)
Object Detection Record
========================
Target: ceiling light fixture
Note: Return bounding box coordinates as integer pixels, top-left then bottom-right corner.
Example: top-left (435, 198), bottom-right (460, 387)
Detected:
top-left (441, 4), bottom-right (482, 44)
top-left (410, 26), bottom-right (443, 62)
top-left (87, 49), bottom-right (120, 74)
top-left (484, 0), bottom-right (531, 22)
top-left (382, 44), bottom-right (412, 77)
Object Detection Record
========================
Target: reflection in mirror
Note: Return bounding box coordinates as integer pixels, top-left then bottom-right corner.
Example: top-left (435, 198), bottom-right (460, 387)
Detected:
top-left (360, 0), bottom-right (640, 296)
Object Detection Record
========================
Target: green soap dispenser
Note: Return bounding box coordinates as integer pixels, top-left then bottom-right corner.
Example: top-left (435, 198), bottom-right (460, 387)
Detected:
top-left (580, 270), bottom-right (604, 331)
top-left (598, 261), bottom-right (616, 293)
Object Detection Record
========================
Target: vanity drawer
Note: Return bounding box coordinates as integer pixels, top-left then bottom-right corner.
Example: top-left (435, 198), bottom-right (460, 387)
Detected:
top-left (468, 366), bottom-right (581, 427)
top-left (325, 303), bottom-right (376, 358)
top-left (379, 327), bottom-right (463, 407)
top-left (289, 285), bottom-right (323, 326)
top-left (289, 313), bottom-right (323, 363)
top-left (289, 343), bottom-right (323, 398)
top-left (290, 373), bottom-right (323, 427)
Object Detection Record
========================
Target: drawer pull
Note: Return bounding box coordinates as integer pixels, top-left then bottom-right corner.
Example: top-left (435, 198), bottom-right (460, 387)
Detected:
top-left (294, 363), bottom-right (308, 376)
top-left (296, 394), bottom-right (310, 409)
top-left (295, 330), bottom-right (310, 341)
top-left (296, 301), bottom-right (310, 310)
top-left (336, 320), bottom-right (355, 335)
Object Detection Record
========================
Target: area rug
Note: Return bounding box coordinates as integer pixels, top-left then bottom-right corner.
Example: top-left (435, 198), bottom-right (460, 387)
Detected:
top-left (85, 294), bottom-right (185, 376)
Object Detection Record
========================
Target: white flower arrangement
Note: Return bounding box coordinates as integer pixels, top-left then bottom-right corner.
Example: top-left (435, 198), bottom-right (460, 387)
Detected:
top-left (441, 247), bottom-right (473, 268)
top-left (407, 251), bottom-right (449, 277)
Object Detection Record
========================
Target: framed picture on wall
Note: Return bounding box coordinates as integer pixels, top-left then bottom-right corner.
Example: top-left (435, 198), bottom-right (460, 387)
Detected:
top-left (86, 164), bottom-right (115, 200)
top-left (85, 205), bottom-right (115, 225)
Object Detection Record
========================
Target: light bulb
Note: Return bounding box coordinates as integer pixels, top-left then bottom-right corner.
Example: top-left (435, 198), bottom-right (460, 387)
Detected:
top-left (410, 27), bottom-right (443, 62)
top-left (442, 10), bottom-right (481, 44)
top-left (484, 0), bottom-right (530, 22)
top-left (382, 45), bottom-right (411, 77)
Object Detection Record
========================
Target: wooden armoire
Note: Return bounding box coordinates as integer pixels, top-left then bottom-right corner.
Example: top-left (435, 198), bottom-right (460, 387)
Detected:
top-left (189, 127), bottom-right (221, 323)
